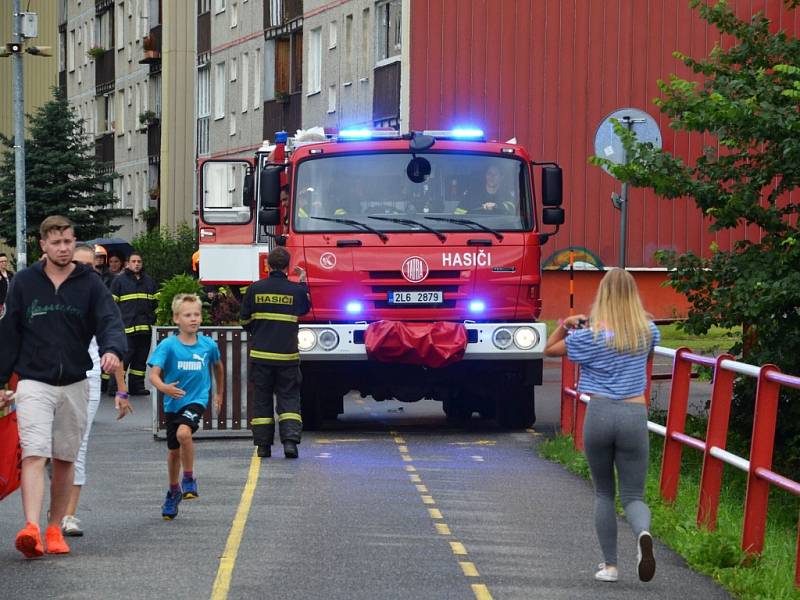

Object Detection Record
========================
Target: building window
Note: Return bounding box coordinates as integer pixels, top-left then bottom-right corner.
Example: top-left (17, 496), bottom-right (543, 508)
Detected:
top-left (214, 62), bottom-right (226, 118)
top-left (308, 27), bottom-right (322, 94)
top-left (116, 2), bottom-right (125, 50)
top-left (268, 0), bottom-right (280, 27)
top-left (230, 2), bottom-right (238, 28)
top-left (215, 0), bottom-right (226, 14)
top-left (376, 0), bottom-right (401, 62)
top-left (327, 84), bottom-right (336, 114)
top-left (229, 112), bottom-right (236, 136)
top-left (67, 29), bottom-right (75, 71)
top-left (361, 8), bottom-right (369, 75)
top-left (328, 21), bottom-right (337, 49)
top-left (197, 63), bottom-right (210, 155)
top-left (343, 14), bottom-right (353, 82)
top-left (135, 82), bottom-right (141, 128)
top-left (197, 0), bottom-right (210, 15)
top-left (253, 47), bottom-right (261, 108)
top-left (116, 91), bottom-right (125, 135)
top-left (230, 56), bottom-right (237, 81)
top-left (241, 52), bottom-right (249, 113)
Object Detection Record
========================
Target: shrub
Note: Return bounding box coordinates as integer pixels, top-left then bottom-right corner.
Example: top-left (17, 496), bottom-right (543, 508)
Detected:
top-left (208, 287), bottom-right (242, 326)
top-left (132, 223), bottom-right (196, 285)
top-left (155, 274), bottom-right (210, 326)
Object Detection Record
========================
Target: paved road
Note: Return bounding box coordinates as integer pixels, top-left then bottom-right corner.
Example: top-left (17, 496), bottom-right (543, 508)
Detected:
top-left (1, 359), bottom-right (726, 599)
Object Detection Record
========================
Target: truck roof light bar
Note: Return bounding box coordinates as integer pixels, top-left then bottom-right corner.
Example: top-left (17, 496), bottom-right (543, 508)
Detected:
top-left (338, 129), bottom-right (402, 141)
top-left (422, 128), bottom-right (485, 141)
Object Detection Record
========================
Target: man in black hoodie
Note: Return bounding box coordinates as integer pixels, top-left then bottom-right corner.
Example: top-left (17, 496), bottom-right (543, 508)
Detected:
top-left (0, 215), bottom-right (127, 558)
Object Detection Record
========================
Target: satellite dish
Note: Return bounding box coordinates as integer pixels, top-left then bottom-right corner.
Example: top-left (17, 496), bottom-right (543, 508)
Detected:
top-left (594, 108), bottom-right (661, 174)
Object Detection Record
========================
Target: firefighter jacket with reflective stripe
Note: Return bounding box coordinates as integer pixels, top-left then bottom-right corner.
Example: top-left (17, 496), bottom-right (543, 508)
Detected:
top-left (240, 271), bottom-right (310, 366)
top-left (109, 269), bottom-right (158, 334)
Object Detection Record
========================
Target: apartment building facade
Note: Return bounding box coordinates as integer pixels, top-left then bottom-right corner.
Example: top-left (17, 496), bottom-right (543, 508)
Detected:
top-left (59, 0), bottom-right (156, 239)
top-left (302, 0), bottom-right (404, 131)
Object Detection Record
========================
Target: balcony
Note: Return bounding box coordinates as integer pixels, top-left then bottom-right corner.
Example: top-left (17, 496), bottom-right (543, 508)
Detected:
top-left (95, 132), bottom-right (114, 166)
top-left (372, 61), bottom-right (400, 127)
top-left (265, 0), bottom-right (303, 37)
top-left (140, 25), bottom-right (161, 64)
top-left (148, 121), bottom-right (161, 165)
top-left (94, 49), bottom-right (115, 95)
top-left (263, 93), bottom-right (301, 142)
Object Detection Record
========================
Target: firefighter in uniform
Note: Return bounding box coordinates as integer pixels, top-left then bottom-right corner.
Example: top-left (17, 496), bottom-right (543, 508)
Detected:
top-left (240, 247), bottom-right (310, 459)
top-left (110, 251), bottom-right (158, 396)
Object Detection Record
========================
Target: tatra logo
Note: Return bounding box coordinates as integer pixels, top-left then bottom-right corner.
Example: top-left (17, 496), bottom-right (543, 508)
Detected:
top-left (442, 250), bottom-right (492, 268)
top-left (255, 294), bottom-right (294, 305)
top-left (402, 256), bottom-right (429, 283)
top-left (320, 252), bottom-right (336, 270)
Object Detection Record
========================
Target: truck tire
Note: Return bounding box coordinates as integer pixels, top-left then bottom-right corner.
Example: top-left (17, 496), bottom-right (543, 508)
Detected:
top-left (301, 380), bottom-right (323, 431)
top-left (443, 398), bottom-right (472, 425)
top-left (495, 384), bottom-right (536, 429)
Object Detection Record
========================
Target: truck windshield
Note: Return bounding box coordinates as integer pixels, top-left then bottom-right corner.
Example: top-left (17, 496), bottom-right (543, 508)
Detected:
top-left (293, 153), bottom-right (531, 233)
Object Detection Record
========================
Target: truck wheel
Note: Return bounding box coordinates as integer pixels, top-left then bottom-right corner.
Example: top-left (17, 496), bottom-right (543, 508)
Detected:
top-left (443, 398), bottom-right (472, 425)
top-left (496, 384), bottom-right (536, 429)
top-left (301, 381), bottom-right (323, 431)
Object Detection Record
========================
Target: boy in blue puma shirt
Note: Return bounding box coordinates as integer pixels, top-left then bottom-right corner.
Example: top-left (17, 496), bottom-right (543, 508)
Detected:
top-left (148, 294), bottom-right (223, 520)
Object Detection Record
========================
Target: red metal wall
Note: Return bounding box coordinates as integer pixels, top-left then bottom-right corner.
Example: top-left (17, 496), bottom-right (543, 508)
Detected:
top-left (408, 0), bottom-right (798, 269)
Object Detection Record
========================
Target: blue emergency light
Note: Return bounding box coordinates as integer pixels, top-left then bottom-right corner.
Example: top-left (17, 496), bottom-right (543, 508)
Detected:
top-left (339, 129), bottom-right (373, 140)
top-left (451, 128), bottom-right (484, 139)
top-left (346, 301), bottom-right (363, 314)
top-left (469, 300), bottom-right (486, 313)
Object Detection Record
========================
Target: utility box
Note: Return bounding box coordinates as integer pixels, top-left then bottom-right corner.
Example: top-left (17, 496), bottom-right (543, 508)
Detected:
top-left (21, 13), bottom-right (38, 39)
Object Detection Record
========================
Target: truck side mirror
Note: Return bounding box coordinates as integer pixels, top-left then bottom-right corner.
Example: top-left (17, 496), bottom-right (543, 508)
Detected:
top-left (542, 207), bottom-right (565, 225)
top-left (541, 166), bottom-right (563, 207)
top-left (242, 170), bottom-right (254, 207)
top-left (260, 165), bottom-right (283, 208)
top-left (259, 208), bottom-right (280, 226)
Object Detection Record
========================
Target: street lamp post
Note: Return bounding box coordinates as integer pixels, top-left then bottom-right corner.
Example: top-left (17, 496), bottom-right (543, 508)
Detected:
top-left (12, 0), bottom-right (27, 269)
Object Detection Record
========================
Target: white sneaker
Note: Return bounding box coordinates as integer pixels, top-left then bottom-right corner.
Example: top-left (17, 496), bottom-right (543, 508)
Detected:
top-left (637, 531), bottom-right (656, 582)
top-left (595, 563), bottom-right (618, 582)
top-left (61, 515), bottom-right (83, 537)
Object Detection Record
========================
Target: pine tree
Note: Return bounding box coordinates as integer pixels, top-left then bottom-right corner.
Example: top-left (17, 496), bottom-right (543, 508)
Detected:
top-left (0, 87), bottom-right (126, 258)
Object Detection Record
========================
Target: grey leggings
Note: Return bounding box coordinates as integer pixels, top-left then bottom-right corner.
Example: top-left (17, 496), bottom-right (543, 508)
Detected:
top-left (583, 396), bottom-right (651, 566)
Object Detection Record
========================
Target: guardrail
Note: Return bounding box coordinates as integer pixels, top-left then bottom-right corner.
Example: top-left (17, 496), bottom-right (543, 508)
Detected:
top-left (150, 327), bottom-right (253, 437)
top-left (560, 347), bottom-right (800, 587)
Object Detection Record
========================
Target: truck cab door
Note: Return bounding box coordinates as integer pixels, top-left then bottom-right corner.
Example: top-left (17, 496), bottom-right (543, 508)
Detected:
top-left (198, 159), bottom-right (258, 284)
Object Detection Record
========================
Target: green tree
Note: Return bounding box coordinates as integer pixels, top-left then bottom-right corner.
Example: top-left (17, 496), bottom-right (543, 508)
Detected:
top-left (593, 0), bottom-right (800, 474)
top-left (132, 223), bottom-right (197, 285)
top-left (0, 88), bottom-right (125, 258)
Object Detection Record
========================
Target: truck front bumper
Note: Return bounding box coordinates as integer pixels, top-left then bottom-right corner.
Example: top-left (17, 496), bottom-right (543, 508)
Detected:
top-left (297, 322), bottom-right (547, 361)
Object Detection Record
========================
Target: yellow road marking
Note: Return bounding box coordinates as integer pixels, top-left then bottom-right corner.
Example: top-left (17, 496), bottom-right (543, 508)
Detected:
top-left (402, 455), bottom-right (413, 462)
top-left (435, 523), bottom-right (451, 535)
top-left (409, 474), bottom-right (421, 483)
top-left (460, 562), bottom-right (479, 577)
top-left (315, 438), bottom-right (368, 444)
top-left (210, 449), bottom-right (261, 600)
top-left (471, 583), bottom-right (494, 599)
top-left (449, 541), bottom-right (467, 555)
top-left (415, 484), bottom-right (428, 493)
top-left (450, 440), bottom-right (496, 446)
top-left (398, 445), bottom-right (409, 453)
top-left (393, 436), bottom-right (405, 444)
top-left (428, 508), bottom-right (443, 519)
top-left (421, 495), bottom-right (435, 505)
top-left (404, 465), bottom-right (416, 472)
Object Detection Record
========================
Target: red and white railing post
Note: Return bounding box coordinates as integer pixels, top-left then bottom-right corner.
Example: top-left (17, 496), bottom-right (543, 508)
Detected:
top-left (659, 347), bottom-right (693, 503)
top-left (696, 354), bottom-right (735, 530)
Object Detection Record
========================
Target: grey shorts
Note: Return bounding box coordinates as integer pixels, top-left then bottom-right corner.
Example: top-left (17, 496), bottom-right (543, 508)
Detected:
top-left (15, 379), bottom-right (89, 461)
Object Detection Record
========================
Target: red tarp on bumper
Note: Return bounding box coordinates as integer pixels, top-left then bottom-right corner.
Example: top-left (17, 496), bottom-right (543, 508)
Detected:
top-left (365, 321), bottom-right (468, 368)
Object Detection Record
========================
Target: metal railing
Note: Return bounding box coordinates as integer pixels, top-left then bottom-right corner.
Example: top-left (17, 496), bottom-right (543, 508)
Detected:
top-left (560, 347), bottom-right (800, 587)
top-left (150, 327), bottom-right (253, 437)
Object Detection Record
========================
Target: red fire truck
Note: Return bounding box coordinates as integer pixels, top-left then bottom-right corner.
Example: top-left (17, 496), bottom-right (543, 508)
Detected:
top-left (198, 128), bottom-right (564, 429)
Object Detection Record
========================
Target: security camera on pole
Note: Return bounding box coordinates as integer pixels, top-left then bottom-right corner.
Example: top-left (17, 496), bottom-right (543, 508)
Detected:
top-left (594, 109), bottom-right (662, 269)
top-left (1, 3), bottom-right (51, 270)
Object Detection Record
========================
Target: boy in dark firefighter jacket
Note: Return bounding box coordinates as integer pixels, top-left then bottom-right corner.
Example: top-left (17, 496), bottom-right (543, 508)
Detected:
top-left (109, 251), bottom-right (158, 396)
top-left (240, 247), bottom-right (310, 458)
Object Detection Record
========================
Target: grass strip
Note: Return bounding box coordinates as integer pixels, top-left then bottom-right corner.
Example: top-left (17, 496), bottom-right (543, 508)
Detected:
top-left (538, 431), bottom-right (800, 599)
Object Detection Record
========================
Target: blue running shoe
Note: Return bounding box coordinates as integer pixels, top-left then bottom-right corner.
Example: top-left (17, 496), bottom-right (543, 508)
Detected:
top-left (182, 478), bottom-right (199, 499)
top-left (161, 489), bottom-right (182, 520)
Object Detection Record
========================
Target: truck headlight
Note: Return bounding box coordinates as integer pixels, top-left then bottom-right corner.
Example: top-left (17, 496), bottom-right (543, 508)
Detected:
top-left (513, 326), bottom-right (539, 350)
top-left (492, 327), bottom-right (513, 349)
top-left (318, 329), bottom-right (339, 351)
top-left (298, 328), bottom-right (317, 351)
